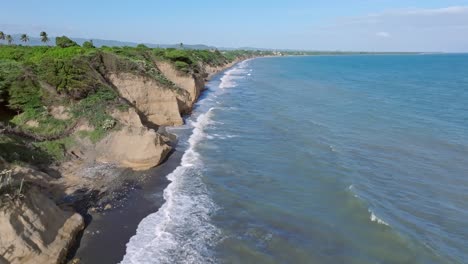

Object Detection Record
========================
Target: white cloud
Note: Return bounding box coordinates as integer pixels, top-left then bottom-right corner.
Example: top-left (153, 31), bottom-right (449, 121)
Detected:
top-left (376, 31), bottom-right (390, 38)
top-left (394, 6), bottom-right (468, 16)
top-left (307, 6), bottom-right (468, 52)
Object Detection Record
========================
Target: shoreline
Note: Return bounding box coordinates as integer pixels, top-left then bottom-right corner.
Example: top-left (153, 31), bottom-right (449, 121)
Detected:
top-left (71, 59), bottom-right (249, 263)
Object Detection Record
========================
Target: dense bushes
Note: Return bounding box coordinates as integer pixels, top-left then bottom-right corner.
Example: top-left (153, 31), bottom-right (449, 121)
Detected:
top-left (55, 36), bottom-right (79, 48)
top-left (7, 75), bottom-right (43, 110)
top-left (0, 61), bottom-right (22, 103)
top-left (38, 56), bottom-right (100, 99)
top-left (82, 41), bottom-right (95, 49)
top-left (0, 45), bottom-right (259, 111)
top-left (164, 49), bottom-right (193, 64)
top-left (174, 61), bottom-right (189, 72)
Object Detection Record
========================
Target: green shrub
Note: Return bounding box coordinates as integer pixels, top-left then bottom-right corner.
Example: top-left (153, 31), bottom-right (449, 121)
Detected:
top-left (33, 137), bottom-right (74, 161)
top-left (38, 56), bottom-right (100, 99)
top-left (0, 61), bottom-right (22, 103)
top-left (136, 44), bottom-right (149, 49)
top-left (7, 74), bottom-right (43, 110)
top-left (71, 87), bottom-right (119, 142)
top-left (164, 49), bottom-right (192, 64)
top-left (174, 61), bottom-right (189, 72)
top-left (82, 41), bottom-right (95, 49)
top-left (55, 36), bottom-right (79, 48)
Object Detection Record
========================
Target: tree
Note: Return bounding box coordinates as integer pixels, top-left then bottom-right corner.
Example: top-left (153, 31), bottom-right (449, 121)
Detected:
top-left (83, 40), bottom-right (95, 48)
top-left (5, 35), bottom-right (13, 45)
top-left (179, 42), bottom-right (184, 49)
top-left (136, 43), bottom-right (148, 49)
top-left (40, 31), bottom-right (49, 44)
top-left (55, 36), bottom-right (78, 48)
top-left (0, 31), bottom-right (5, 41)
top-left (20, 34), bottom-right (29, 43)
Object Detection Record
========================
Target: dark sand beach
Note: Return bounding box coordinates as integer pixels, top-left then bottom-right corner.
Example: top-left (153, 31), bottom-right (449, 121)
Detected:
top-left (73, 149), bottom-right (183, 264)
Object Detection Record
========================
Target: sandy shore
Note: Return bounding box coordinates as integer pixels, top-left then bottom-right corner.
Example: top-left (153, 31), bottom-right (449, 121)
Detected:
top-left (72, 148), bottom-right (183, 263)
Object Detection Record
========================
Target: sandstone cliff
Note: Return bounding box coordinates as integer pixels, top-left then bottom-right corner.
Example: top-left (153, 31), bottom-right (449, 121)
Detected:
top-left (0, 188), bottom-right (84, 264)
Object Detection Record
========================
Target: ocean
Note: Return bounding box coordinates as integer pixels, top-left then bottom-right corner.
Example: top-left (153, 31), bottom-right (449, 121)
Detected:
top-left (121, 54), bottom-right (468, 264)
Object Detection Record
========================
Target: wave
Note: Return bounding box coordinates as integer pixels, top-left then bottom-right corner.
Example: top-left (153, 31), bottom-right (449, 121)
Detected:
top-left (348, 185), bottom-right (389, 226)
top-left (219, 61), bottom-right (250, 89)
top-left (369, 209), bottom-right (389, 226)
top-left (121, 63), bottom-right (247, 264)
top-left (121, 108), bottom-right (219, 264)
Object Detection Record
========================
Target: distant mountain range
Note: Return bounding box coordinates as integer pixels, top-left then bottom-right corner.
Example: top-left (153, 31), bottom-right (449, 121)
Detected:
top-left (6, 34), bottom-right (259, 50)
top-left (3, 35), bottom-right (432, 53)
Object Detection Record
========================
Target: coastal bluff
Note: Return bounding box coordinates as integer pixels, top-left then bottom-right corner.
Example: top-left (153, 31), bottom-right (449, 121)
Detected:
top-left (0, 43), bottom-right (258, 263)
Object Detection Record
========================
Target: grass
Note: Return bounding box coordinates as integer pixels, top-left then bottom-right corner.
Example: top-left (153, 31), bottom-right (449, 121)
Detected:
top-left (10, 108), bottom-right (69, 137)
top-left (33, 137), bottom-right (75, 161)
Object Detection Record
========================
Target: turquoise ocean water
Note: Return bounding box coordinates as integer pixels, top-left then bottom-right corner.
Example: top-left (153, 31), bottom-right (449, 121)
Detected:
top-left (121, 55), bottom-right (468, 264)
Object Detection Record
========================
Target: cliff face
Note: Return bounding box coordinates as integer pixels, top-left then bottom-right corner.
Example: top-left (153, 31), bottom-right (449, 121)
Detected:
top-left (0, 188), bottom-right (84, 264)
top-left (155, 61), bottom-right (205, 107)
top-left (108, 73), bottom-right (186, 126)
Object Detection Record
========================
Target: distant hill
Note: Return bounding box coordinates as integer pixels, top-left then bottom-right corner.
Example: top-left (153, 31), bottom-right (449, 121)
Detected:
top-left (8, 34), bottom-right (217, 50)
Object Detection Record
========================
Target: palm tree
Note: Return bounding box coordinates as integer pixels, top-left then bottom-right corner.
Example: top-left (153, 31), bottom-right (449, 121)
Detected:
top-left (40, 31), bottom-right (49, 44)
top-left (5, 35), bottom-right (13, 45)
top-left (0, 31), bottom-right (5, 41)
top-left (20, 34), bottom-right (29, 43)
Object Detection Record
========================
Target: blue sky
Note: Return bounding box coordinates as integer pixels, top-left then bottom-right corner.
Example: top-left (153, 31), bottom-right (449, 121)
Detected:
top-left (2, 0), bottom-right (468, 51)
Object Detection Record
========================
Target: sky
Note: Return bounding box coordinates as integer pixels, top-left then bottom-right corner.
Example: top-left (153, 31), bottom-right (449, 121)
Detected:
top-left (1, 0), bottom-right (468, 52)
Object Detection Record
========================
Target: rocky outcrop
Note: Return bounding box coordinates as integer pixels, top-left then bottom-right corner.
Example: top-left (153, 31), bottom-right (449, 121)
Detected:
top-left (108, 73), bottom-right (189, 126)
top-left (95, 108), bottom-right (172, 171)
top-left (0, 188), bottom-right (84, 264)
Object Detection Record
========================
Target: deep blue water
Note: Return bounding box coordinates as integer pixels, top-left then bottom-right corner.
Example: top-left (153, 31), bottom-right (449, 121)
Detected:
top-left (122, 54), bottom-right (468, 264)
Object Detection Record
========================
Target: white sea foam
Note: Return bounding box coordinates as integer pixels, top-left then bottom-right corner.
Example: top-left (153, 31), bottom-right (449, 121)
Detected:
top-left (121, 109), bottom-right (220, 264)
top-left (369, 209), bottom-right (389, 226)
top-left (219, 61), bottom-right (249, 89)
top-left (121, 63), bottom-right (246, 264)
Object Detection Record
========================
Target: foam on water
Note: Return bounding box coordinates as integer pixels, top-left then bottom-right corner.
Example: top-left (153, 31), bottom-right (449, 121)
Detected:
top-left (369, 209), bottom-right (389, 226)
top-left (121, 109), bottom-right (219, 264)
top-left (121, 62), bottom-right (247, 264)
top-left (219, 61), bottom-right (249, 89)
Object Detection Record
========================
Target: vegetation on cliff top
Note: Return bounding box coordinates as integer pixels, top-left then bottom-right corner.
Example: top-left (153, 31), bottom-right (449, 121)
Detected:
top-left (0, 34), bottom-right (267, 165)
